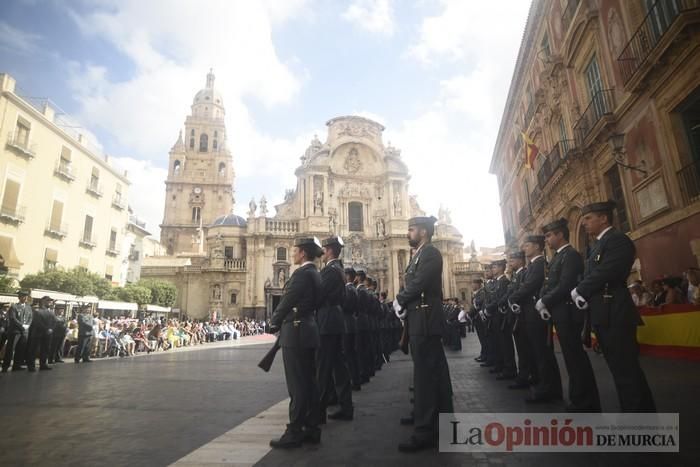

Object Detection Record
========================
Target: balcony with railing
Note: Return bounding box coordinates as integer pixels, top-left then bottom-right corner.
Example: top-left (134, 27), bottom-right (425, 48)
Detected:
top-left (561, 0), bottom-right (581, 36)
top-left (265, 219), bottom-right (299, 235)
top-left (86, 181), bottom-right (103, 198)
top-left (537, 141), bottom-right (568, 190)
top-left (79, 236), bottom-right (97, 249)
top-left (54, 160), bottom-right (76, 181)
top-left (617, 0), bottom-right (698, 88)
top-left (112, 193), bottom-right (127, 210)
top-left (224, 258), bottom-right (246, 271)
top-left (573, 89), bottom-right (616, 146)
top-left (44, 221), bottom-right (68, 239)
top-left (678, 159), bottom-right (700, 205)
top-left (106, 246), bottom-right (120, 256)
top-left (6, 132), bottom-right (36, 159)
top-left (0, 205), bottom-right (26, 224)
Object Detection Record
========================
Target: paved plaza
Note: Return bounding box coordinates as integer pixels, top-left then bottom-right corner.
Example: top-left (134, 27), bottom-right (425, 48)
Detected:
top-left (0, 335), bottom-right (697, 467)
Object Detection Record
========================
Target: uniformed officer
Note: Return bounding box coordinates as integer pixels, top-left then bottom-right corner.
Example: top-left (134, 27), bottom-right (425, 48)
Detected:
top-left (483, 260), bottom-right (509, 374)
top-left (26, 296), bottom-right (56, 371)
top-left (342, 267), bottom-right (361, 390)
top-left (571, 201), bottom-right (656, 412)
top-left (510, 235), bottom-right (561, 403)
top-left (470, 278), bottom-right (488, 362)
top-left (504, 250), bottom-right (533, 388)
top-left (393, 216), bottom-right (453, 452)
top-left (495, 254), bottom-right (521, 380)
top-left (355, 269), bottom-right (372, 383)
top-left (317, 236), bottom-right (353, 422)
top-left (269, 237), bottom-right (323, 448)
top-left (48, 304), bottom-right (67, 364)
top-left (2, 290), bottom-right (32, 372)
top-left (537, 218), bottom-right (601, 412)
top-left (367, 277), bottom-right (383, 371)
top-left (76, 305), bottom-right (94, 363)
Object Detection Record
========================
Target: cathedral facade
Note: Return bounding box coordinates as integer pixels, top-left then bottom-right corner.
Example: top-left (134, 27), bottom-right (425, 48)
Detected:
top-left (142, 73), bottom-right (464, 320)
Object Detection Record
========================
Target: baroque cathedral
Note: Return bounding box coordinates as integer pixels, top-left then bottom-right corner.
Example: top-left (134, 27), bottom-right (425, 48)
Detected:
top-left (142, 71), bottom-right (465, 320)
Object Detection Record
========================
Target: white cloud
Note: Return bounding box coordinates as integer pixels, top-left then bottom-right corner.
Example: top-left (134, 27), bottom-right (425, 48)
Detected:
top-left (342, 0), bottom-right (395, 36)
top-left (0, 21), bottom-right (41, 55)
top-left (111, 157), bottom-right (167, 236)
top-left (65, 0), bottom-right (311, 235)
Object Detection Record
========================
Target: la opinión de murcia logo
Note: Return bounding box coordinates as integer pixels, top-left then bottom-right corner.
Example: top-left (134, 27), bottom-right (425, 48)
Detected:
top-left (439, 413), bottom-right (679, 453)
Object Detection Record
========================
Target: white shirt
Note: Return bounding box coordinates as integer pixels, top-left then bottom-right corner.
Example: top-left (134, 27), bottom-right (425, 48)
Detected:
top-left (530, 254), bottom-right (544, 263)
top-left (597, 226), bottom-right (613, 241)
top-left (556, 243), bottom-right (571, 254)
top-left (515, 267), bottom-right (524, 274)
top-left (301, 261), bottom-right (314, 268)
top-left (496, 274), bottom-right (506, 281)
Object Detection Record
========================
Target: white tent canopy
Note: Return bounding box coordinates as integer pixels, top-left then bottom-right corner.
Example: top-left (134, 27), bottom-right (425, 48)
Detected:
top-left (98, 300), bottom-right (138, 311)
top-left (145, 304), bottom-right (171, 313)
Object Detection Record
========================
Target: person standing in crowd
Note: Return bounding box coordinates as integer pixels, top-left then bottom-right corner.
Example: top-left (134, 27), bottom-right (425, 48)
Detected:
top-left (629, 280), bottom-right (652, 307)
top-left (269, 237), bottom-right (323, 449)
top-left (26, 296), bottom-right (55, 372)
top-left (510, 235), bottom-right (562, 403)
top-left (342, 267), bottom-right (361, 391)
top-left (393, 216), bottom-right (453, 452)
top-left (470, 278), bottom-right (487, 362)
top-left (48, 304), bottom-right (67, 364)
top-left (2, 290), bottom-right (32, 372)
top-left (75, 305), bottom-right (94, 363)
top-left (503, 251), bottom-right (531, 389)
top-left (687, 268), bottom-right (700, 305)
top-left (483, 260), bottom-right (509, 374)
top-left (317, 236), bottom-right (353, 423)
top-left (539, 218), bottom-right (600, 412)
top-left (571, 201), bottom-right (656, 412)
top-left (355, 269), bottom-right (372, 384)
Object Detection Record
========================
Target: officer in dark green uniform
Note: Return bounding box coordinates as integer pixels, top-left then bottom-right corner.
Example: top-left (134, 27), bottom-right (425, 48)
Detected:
top-left (26, 296), bottom-right (56, 372)
top-left (484, 260), bottom-right (509, 374)
top-left (504, 250), bottom-right (532, 388)
top-left (539, 218), bottom-right (601, 412)
top-left (393, 216), bottom-right (453, 452)
top-left (355, 269), bottom-right (372, 383)
top-left (270, 237), bottom-right (324, 449)
top-left (2, 290), bottom-right (32, 372)
top-left (342, 267), bottom-right (361, 390)
top-left (571, 201), bottom-right (655, 412)
top-left (317, 236), bottom-right (353, 422)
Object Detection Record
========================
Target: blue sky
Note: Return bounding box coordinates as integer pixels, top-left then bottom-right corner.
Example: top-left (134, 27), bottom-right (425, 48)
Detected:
top-left (0, 0), bottom-right (531, 249)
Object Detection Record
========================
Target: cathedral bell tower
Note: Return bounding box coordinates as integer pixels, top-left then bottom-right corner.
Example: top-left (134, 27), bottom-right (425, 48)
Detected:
top-left (160, 70), bottom-right (235, 255)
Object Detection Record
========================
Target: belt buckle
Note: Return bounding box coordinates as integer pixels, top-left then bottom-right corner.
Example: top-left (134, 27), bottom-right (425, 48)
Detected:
top-left (293, 320), bottom-right (301, 327)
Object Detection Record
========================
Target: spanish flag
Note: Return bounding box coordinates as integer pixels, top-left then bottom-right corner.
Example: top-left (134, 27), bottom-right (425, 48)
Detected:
top-left (521, 132), bottom-right (539, 170)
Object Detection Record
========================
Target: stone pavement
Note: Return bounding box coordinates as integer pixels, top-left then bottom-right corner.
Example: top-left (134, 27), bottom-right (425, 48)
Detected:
top-left (1, 333), bottom-right (698, 466)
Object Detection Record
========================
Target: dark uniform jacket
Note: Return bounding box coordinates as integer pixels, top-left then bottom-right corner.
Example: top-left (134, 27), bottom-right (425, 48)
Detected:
top-left (486, 275), bottom-right (510, 315)
top-left (509, 256), bottom-right (546, 315)
top-left (78, 313), bottom-right (94, 337)
top-left (7, 303), bottom-right (32, 334)
top-left (500, 268), bottom-right (526, 307)
top-left (30, 307), bottom-right (55, 335)
top-left (575, 228), bottom-right (639, 327)
top-left (355, 285), bottom-right (371, 332)
top-left (317, 259), bottom-right (346, 335)
top-left (271, 262), bottom-right (322, 348)
top-left (342, 283), bottom-right (358, 334)
top-left (541, 245), bottom-right (584, 323)
top-left (396, 243), bottom-right (444, 338)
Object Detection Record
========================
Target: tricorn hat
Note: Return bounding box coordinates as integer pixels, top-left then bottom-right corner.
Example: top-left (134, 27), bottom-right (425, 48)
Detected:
top-left (17, 290), bottom-right (29, 297)
top-left (491, 259), bottom-right (507, 268)
top-left (581, 200), bottom-right (616, 216)
top-left (542, 218), bottom-right (568, 234)
top-left (508, 251), bottom-right (525, 260)
top-left (294, 237), bottom-right (323, 257)
top-left (322, 235), bottom-right (344, 248)
top-left (408, 216), bottom-right (437, 227)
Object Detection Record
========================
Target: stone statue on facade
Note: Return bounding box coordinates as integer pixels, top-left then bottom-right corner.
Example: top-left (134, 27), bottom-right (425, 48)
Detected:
top-left (393, 191), bottom-right (402, 216)
top-left (329, 210), bottom-right (337, 233)
top-left (259, 195), bottom-right (268, 216)
top-left (314, 190), bottom-right (324, 215)
top-left (248, 198), bottom-right (257, 217)
top-left (278, 268), bottom-right (286, 287)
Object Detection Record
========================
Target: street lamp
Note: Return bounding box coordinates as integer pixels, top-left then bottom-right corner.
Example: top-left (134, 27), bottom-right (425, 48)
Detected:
top-left (610, 133), bottom-right (647, 176)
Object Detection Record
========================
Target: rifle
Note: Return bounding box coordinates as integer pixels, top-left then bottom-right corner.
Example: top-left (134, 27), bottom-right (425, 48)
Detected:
top-left (258, 335), bottom-right (280, 372)
top-left (399, 318), bottom-right (409, 354)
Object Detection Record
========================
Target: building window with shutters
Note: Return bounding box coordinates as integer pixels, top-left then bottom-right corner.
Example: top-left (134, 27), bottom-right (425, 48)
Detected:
top-left (199, 133), bottom-right (208, 152)
top-left (348, 202), bottom-right (363, 232)
top-left (192, 207), bottom-right (201, 223)
top-left (1, 178), bottom-right (24, 222)
top-left (276, 247), bottom-right (287, 261)
top-left (230, 293), bottom-right (237, 305)
top-left (190, 129), bottom-right (195, 149)
top-left (44, 248), bottom-right (58, 271)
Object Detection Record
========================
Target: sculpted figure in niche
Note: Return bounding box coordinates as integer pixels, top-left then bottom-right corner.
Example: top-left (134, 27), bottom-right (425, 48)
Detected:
top-left (259, 196), bottom-right (268, 216)
top-left (344, 148), bottom-right (362, 174)
top-left (278, 268), bottom-right (286, 287)
top-left (314, 190), bottom-right (324, 215)
top-left (248, 198), bottom-right (257, 217)
top-left (393, 191), bottom-right (402, 216)
top-left (213, 284), bottom-right (222, 300)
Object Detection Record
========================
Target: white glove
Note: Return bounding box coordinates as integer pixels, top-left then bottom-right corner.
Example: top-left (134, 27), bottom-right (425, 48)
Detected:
top-left (478, 310), bottom-right (486, 321)
top-left (539, 308), bottom-right (551, 321)
top-left (508, 299), bottom-right (521, 314)
top-left (393, 299), bottom-right (406, 319)
top-left (535, 299), bottom-right (545, 312)
top-left (457, 310), bottom-right (467, 323)
top-left (395, 308), bottom-right (407, 319)
top-left (571, 288), bottom-right (588, 310)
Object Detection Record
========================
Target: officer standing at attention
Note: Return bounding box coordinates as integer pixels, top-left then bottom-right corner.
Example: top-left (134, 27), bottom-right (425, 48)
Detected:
top-left (342, 267), bottom-right (362, 391)
top-left (269, 237), bottom-right (323, 449)
top-left (571, 201), bottom-right (656, 412)
top-left (48, 304), bottom-right (67, 364)
top-left (355, 269), bottom-right (372, 384)
top-left (504, 251), bottom-right (533, 389)
top-left (393, 216), bottom-right (453, 452)
top-left (75, 305), bottom-right (94, 363)
top-left (2, 290), bottom-right (32, 372)
top-left (484, 260), bottom-right (509, 374)
top-left (26, 296), bottom-right (56, 371)
top-left (510, 235), bottom-right (562, 403)
top-left (538, 218), bottom-right (601, 412)
top-left (317, 236), bottom-right (353, 422)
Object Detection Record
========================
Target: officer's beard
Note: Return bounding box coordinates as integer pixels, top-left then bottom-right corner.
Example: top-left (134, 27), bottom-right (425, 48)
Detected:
top-left (408, 237), bottom-right (420, 248)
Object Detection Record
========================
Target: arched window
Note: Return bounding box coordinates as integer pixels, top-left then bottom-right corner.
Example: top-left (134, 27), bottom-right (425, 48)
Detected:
top-left (230, 293), bottom-right (237, 305)
top-left (276, 247), bottom-right (287, 261)
top-left (190, 129), bottom-right (195, 149)
top-left (348, 202), bottom-right (363, 232)
top-left (218, 162), bottom-right (225, 176)
top-left (213, 131), bottom-right (218, 150)
top-left (199, 133), bottom-right (208, 152)
top-left (192, 207), bottom-right (201, 223)
top-left (173, 160), bottom-right (181, 174)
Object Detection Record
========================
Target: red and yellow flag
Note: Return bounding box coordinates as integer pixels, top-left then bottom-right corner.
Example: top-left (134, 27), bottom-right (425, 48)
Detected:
top-left (521, 132), bottom-right (539, 170)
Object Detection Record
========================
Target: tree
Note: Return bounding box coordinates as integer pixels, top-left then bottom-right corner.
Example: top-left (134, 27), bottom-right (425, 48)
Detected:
top-left (0, 275), bottom-right (16, 294)
top-left (20, 268), bottom-right (113, 298)
top-left (119, 284), bottom-right (152, 306)
top-left (137, 279), bottom-right (177, 307)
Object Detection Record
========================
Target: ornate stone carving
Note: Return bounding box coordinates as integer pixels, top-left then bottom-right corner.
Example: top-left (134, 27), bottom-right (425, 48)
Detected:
top-left (259, 195), bottom-right (268, 216)
top-left (344, 147), bottom-right (362, 174)
top-left (248, 198), bottom-right (257, 217)
top-left (393, 189), bottom-right (402, 216)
